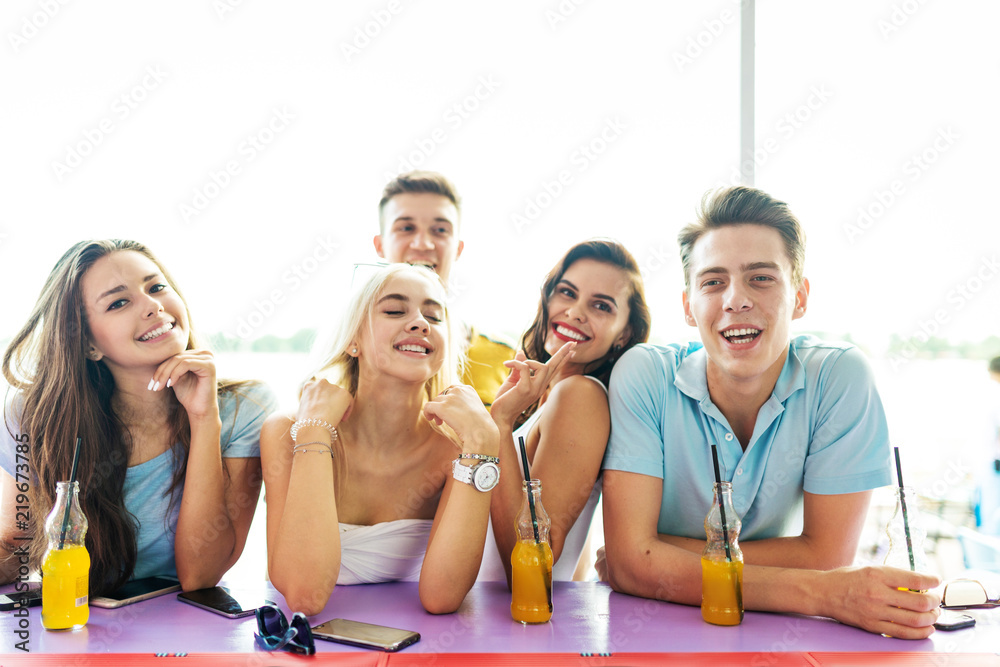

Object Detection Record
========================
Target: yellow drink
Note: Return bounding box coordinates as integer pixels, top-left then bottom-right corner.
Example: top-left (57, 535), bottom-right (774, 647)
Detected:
top-left (41, 545), bottom-right (89, 630)
top-left (701, 557), bottom-right (743, 626)
top-left (511, 539), bottom-right (553, 624)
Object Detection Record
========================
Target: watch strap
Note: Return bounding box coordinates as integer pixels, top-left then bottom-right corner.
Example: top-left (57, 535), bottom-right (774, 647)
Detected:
top-left (458, 453), bottom-right (500, 464)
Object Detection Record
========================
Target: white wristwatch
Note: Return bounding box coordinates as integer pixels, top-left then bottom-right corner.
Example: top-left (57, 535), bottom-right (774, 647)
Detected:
top-left (452, 458), bottom-right (500, 492)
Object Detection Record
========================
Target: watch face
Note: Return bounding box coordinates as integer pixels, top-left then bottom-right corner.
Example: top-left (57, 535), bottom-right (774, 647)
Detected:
top-left (473, 462), bottom-right (500, 491)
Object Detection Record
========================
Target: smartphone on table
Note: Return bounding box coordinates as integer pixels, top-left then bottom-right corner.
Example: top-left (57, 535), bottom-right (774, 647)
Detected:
top-left (90, 576), bottom-right (181, 609)
top-left (311, 618), bottom-right (420, 652)
top-left (0, 587), bottom-right (41, 611)
top-left (177, 586), bottom-right (275, 619)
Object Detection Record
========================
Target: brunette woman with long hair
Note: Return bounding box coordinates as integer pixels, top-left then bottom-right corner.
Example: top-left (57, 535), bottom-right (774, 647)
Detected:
top-left (0, 240), bottom-right (276, 595)
top-left (480, 238), bottom-right (651, 583)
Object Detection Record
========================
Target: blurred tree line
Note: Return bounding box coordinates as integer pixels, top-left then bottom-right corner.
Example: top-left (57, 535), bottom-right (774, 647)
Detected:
top-left (208, 329), bottom-right (317, 353)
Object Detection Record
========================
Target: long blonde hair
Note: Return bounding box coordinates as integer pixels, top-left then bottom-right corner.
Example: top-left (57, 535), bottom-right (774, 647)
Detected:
top-left (310, 263), bottom-right (462, 399)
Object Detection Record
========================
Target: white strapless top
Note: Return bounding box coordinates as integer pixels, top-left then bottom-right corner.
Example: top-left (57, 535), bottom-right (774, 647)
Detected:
top-left (337, 519), bottom-right (433, 585)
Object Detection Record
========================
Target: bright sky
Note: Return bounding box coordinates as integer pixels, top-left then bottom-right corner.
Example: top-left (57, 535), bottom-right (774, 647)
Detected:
top-left (1, 1), bottom-right (997, 354)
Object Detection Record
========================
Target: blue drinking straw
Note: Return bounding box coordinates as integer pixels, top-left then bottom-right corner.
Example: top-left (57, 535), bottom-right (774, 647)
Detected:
top-left (58, 437), bottom-right (82, 550)
top-left (710, 445), bottom-right (732, 562)
top-left (893, 446), bottom-right (916, 571)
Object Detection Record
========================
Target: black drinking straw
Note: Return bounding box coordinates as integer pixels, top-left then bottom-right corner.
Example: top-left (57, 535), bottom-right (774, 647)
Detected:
top-left (517, 436), bottom-right (552, 609)
top-left (517, 436), bottom-right (541, 543)
top-left (893, 446), bottom-right (916, 571)
top-left (58, 437), bottom-right (82, 550)
top-left (710, 445), bottom-right (732, 562)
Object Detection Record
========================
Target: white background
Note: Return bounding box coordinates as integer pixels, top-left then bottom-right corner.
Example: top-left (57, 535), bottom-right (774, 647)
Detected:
top-left (3, 1), bottom-right (996, 353)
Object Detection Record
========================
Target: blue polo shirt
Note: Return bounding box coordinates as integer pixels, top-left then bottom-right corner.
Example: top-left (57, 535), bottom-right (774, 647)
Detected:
top-left (603, 335), bottom-right (891, 541)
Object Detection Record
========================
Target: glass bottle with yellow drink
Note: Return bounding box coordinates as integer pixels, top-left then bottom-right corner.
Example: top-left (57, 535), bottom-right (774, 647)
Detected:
top-left (510, 479), bottom-right (553, 624)
top-left (41, 481), bottom-right (89, 631)
top-left (701, 481), bottom-right (743, 626)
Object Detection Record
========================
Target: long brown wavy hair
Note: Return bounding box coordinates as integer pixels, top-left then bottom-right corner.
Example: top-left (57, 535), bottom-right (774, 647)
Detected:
top-left (2, 240), bottom-right (231, 595)
top-left (516, 239), bottom-right (651, 429)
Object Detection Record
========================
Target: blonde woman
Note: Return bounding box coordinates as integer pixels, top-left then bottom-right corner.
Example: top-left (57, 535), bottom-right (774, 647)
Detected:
top-left (262, 264), bottom-right (500, 615)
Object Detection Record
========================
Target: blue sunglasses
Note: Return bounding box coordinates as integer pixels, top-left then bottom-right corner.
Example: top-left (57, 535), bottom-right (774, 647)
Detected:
top-left (254, 604), bottom-right (315, 655)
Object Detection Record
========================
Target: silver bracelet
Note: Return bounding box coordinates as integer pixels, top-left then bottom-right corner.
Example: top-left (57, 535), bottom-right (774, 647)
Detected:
top-left (292, 440), bottom-right (333, 453)
top-left (458, 453), bottom-right (500, 464)
top-left (292, 445), bottom-right (334, 459)
top-left (290, 418), bottom-right (338, 444)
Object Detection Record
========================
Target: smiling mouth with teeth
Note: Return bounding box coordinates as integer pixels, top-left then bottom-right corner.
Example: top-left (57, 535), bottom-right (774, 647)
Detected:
top-left (553, 324), bottom-right (590, 342)
top-left (139, 323), bottom-right (174, 342)
top-left (395, 343), bottom-right (431, 354)
top-left (721, 328), bottom-right (761, 345)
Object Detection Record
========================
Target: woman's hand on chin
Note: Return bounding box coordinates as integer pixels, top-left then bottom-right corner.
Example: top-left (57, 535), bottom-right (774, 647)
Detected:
top-left (423, 384), bottom-right (500, 457)
top-left (150, 349), bottom-right (219, 421)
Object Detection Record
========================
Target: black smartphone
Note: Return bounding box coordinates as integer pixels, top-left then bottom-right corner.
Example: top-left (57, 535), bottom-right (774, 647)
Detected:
top-left (90, 576), bottom-right (181, 609)
top-left (934, 611), bottom-right (976, 631)
top-left (311, 618), bottom-right (420, 652)
top-left (177, 586), bottom-right (275, 619)
top-left (0, 588), bottom-right (41, 611)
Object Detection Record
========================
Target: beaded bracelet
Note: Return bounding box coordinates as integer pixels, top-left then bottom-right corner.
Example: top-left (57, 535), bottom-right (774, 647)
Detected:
top-left (290, 418), bottom-right (338, 444)
top-left (458, 453), bottom-right (500, 464)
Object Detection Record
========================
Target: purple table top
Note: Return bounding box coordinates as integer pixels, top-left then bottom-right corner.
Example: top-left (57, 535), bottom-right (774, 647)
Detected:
top-left (2, 581), bottom-right (998, 655)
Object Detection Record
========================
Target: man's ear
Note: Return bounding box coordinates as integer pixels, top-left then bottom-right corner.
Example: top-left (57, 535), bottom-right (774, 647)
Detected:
top-left (373, 234), bottom-right (385, 259)
top-left (682, 291), bottom-right (696, 327)
top-left (792, 278), bottom-right (810, 320)
top-left (454, 239), bottom-right (465, 262)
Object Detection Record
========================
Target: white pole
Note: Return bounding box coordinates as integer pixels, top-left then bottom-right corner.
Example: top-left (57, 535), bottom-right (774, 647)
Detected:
top-left (740, 0), bottom-right (755, 186)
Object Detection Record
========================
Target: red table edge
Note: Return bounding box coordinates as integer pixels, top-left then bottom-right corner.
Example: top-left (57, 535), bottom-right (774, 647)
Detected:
top-left (0, 653), bottom-right (998, 666)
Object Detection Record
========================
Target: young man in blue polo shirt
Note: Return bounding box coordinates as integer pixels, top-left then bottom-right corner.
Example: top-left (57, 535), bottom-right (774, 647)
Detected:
top-left (601, 186), bottom-right (942, 638)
